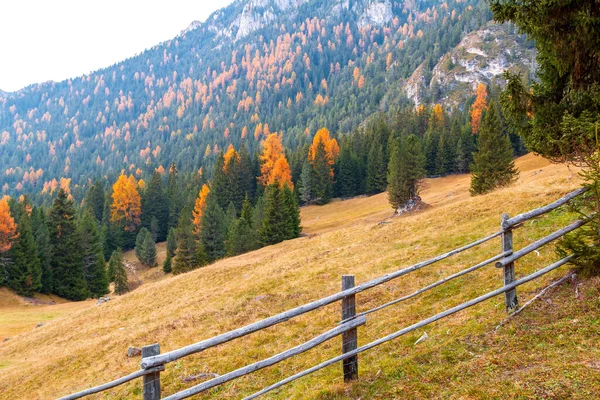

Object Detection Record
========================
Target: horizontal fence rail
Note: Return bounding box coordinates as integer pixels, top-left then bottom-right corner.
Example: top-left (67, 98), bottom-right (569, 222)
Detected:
top-left (503, 187), bottom-right (587, 229)
top-left (244, 255), bottom-right (574, 400)
top-left (57, 366), bottom-right (165, 400)
top-left (162, 317), bottom-right (366, 400)
top-left (60, 188), bottom-right (586, 400)
top-left (141, 229), bottom-right (503, 369)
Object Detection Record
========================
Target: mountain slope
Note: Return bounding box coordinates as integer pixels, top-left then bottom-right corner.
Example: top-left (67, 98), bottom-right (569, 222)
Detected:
top-left (0, 0), bottom-right (528, 202)
top-left (2, 154), bottom-right (598, 399)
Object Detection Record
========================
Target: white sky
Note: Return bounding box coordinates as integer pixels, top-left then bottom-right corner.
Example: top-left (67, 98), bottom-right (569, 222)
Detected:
top-left (0, 0), bottom-right (236, 92)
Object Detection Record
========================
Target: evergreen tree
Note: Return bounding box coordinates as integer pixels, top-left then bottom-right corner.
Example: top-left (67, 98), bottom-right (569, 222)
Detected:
top-left (200, 193), bottom-right (226, 262)
top-left (6, 212), bottom-right (42, 297)
top-left (135, 227), bottom-right (150, 262)
top-left (166, 163), bottom-right (183, 230)
top-left (282, 185), bottom-right (301, 238)
top-left (252, 195), bottom-right (265, 232)
top-left (78, 210), bottom-right (108, 298)
top-left (226, 198), bottom-right (260, 256)
top-left (31, 208), bottom-right (53, 294)
top-left (310, 140), bottom-right (333, 204)
top-left (224, 202), bottom-right (238, 232)
top-left (142, 172), bottom-right (168, 241)
top-left (336, 146), bottom-right (360, 198)
top-left (84, 180), bottom-right (105, 222)
top-left (424, 130), bottom-right (439, 176)
top-left (162, 252), bottom-right (172, 273)
top-left (366, 143), bottom-right (386, 194)
top-left (298, 161), bottom-right (312, 204)
top-left (260, 183), bottom-right (290, 245)
top-left (455, 126), bottom-right (475, 173)
top-left (110, 249), bottom-right (129, 295)
top-left (140, 232), bottom-right (157, 267)
top-left (470, 104), bottom-right (519, 195)
top-left (173, 211), bottom-right (207, 274)
top-left (239, 145), bottom-right (257, 203)
top-left (166, 227), bottom-right (177, 258)
top-left (387, 135), bottom-right (426, 210)
top-left (48, 189), bottom-right (88, 301)
top-left (211, 153), bottom-right (230, 211)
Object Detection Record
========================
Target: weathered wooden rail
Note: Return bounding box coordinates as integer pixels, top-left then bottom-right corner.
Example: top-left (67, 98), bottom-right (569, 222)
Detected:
top-left (58, 188), bottom-right (588, 400)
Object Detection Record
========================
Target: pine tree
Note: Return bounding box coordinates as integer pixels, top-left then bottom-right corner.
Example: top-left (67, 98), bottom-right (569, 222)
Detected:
top-left (166, 227), bottom-right (177, 258)
top-left (140, 232), bottom-right (157, 267)
top-left (470, 104), bottom-right (519, 195)
top-left (84, 180), bottom-right (105, 222)
top-left (162, 252), bottom-right (172, 273)
top-left (173, 211), bottom-right (207, 274)
top-left (31, 208), bottom-right (53, 294)
top-left (298, 161), bottom-right (313, 204)
top-left (239, 145), bottom-right (257, 203)
top-left (282, 185), bottom-right (301, 238)
top-left (456, 126), bottom-right (475, 173)
top-left (260, 183), bottom-right (289, 245)
top-left (78, 210), bottom-right (108, 298)
top-left (166, 162), bottom-right (183, 230)
top-left (200, 193), bottom-right (226, 262)
top-left (366, 143), bottom-right (386, 194)
top-left (110, 249), bottom-right (129, 295)
top-left (7, 212), bottom-right (41, 297)
top-left (335, 146), bottom-right (360, 198)
top-left (224, 202), bottom-right (238, 232)
top-left (387, 135), bottom-right (426, 210)
top-left (310, 140), bottom-right (333, 204)
top-left (135, 227), bottom-right (150, 262)
top-left (142, 172), bottom-right (168, 241)
top-left (424, 130), bottom-right (439, 176)
top-left (48, 189), bottom-right (88, 301)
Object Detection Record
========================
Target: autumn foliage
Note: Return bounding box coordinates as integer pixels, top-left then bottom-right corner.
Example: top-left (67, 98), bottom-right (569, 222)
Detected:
top-left (259, 133), bottom-right (294, 189)
top-left (0, 196), bottom-right (18, 252)
top-left (223, 144), bottom-right (240, 171)
top-left (192, 184), bottom-right (210, 234)
top-left (470, 83), bottom-right (488, 135)
top-left (110, 174), bottom-right (142, 232)
top-left (308, 128), bottom-right (340, 177)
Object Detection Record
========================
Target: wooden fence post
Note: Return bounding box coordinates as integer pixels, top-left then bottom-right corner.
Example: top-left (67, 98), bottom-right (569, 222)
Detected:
top-left (142, 344), bottom-right (161, 400)
top-left (501, 214), bottom-right (518, 311)
top-left (341, 275), bottom-right (358, 382)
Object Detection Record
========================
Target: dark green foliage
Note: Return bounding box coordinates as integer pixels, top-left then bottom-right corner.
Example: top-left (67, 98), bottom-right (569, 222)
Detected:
top-left (470, 104), bottom-right (519, 195)
top-left (424, 130), bottom-right (439, 175)
top-left (298, 161), bottom-right (312, 205)
top-left (200, 193), bottom-right (226, 262)
top-left (6, 213), bottom-right (41, 297)
top-left (226, 198), bottom-right (260, 257)
top-left (31, 207), bottom-right (53, 294)
top-left (162, 252), bottom-right (172, 273)
top-left (173, 211), bottom-right (207, 275)
top-left (252, 195), bottom-right (265, 232)
top-left (387, 135), bottom-right (426, 209)
top-left (110, 249), bottom-right (129, 295)
top-left (167, 163), bottom-right (183, 230)
top-left (366, 143), bottom-right (387, 194)
top-left (142, 172), bottom-right (168, 241)
top-left (48, 189), bottom-right (88, 301)
top-left (491, 0), bottom-right (600, 164)
top-left (78, 210), bottom-right (108, 297)
top-left (166, 227), bottom-right (177, 258)
top-left (84, 181), bottom-right (105, 222)
top-left (260, 183), bottom-right (300, 245)
top-left (456, 126), bottom-right (475, 173)
top-left (141, 233), bottom-right (157, 267)
top-left (224, 202), bottom-right (238, 232)
top-left (310, 141), bottom-right (333, 205)
top-left (135, 227), bottom-right (150, 262)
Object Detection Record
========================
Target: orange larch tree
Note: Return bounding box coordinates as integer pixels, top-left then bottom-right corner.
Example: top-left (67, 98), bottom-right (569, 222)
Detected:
top-left (308, 127), bottom-right (340, 177)
top-left (259, 133), bottom-right (294, 189)
top-left (223, 144), bottom-right (240, 171)
top-left (192, 184), bottom-right (210, 234)
top-left (0, 196), bottom-right (18, 252)
top-left (110, 174), bottom-right (142, 232)
top-left (470, 83), bottom-right (488, 135)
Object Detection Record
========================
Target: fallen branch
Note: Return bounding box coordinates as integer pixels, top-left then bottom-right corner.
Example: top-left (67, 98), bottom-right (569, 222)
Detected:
top-left (495, 272), bottom-right (574, 331)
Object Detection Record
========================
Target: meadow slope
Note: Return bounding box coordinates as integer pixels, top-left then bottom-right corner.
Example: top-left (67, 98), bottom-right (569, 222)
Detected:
top-left (1, 154), bottom-right (599, 399)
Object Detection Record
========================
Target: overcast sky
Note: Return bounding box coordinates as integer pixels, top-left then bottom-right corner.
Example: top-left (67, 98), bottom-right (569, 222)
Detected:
top-left (0, 0), bottom-right (236, 92)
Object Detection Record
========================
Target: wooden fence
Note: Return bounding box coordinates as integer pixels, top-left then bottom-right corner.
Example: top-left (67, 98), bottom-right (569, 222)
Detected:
top-left (58, 187), bottom-right (588, 400)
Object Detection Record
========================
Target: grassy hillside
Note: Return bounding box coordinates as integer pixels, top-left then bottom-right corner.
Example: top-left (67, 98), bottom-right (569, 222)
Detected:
top-left (1, 154), bottom-right (599, 399)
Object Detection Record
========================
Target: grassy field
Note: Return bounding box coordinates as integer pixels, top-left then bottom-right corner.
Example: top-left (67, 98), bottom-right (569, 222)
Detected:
top-left (1, 153), bottom-right (599, 399)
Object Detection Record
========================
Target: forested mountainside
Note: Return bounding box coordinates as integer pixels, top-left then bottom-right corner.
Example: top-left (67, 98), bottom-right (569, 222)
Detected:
top-left (0, 0), bottom-right (532, 202)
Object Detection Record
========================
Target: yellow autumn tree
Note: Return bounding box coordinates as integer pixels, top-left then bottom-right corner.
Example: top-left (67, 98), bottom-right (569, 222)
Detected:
top-left (0, 196), bottom-right (18, 252)
top-left (308, 128), bottom-right (340, 177)
top-left (110, 174), bottom-right (142, 232)
top-left (192, 184), bottom-right (210, 234)
top-left (223, 144), bottom-right (240, 171)
top-left (259, 133), bottom-right (294, 189)
top-left (471, 83), bottom-right (488, 135)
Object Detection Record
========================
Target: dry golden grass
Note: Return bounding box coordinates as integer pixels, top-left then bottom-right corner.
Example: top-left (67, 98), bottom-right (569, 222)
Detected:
top-left (1, 154), bottom-right (599, 400)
